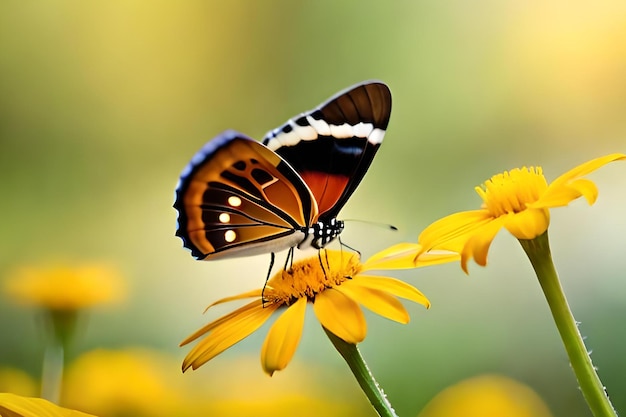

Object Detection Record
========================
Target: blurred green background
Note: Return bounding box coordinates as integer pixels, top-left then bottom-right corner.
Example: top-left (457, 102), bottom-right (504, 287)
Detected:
top-left (1, 1), bottom-right (625, 416)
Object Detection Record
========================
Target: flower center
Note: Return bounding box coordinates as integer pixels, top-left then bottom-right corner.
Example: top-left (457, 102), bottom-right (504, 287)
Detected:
top-left (264, 250), bottom-right (362, 305)
top-left (476, 167), bottom-right (548, 217)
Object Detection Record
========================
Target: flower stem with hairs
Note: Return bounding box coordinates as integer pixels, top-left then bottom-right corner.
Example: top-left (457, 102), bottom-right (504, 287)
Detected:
top-left (324, 327), bottom-right (398, 417)
top-left (519, 232), bottom-right (616, 417)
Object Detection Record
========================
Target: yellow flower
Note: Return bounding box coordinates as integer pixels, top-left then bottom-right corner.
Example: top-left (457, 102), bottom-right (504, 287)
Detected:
top-left (417, 374), bottom-right (553, 417)
top-left (0, 368), bottom-right (37, 397)
top-left (4, 263), bottom-right (126, 310)
top-left (185, 356), bottom-right (375, 417)
top-left (62, 348), bottom-right (183, 417)
top-left (65, 349), bottom-right (374, 417)
top-left (181, 246), bottom-right (459, 376)
top-left (417, 153), bottom-right (625, 272)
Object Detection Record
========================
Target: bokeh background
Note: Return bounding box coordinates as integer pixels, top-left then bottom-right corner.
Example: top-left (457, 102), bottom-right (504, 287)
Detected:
top-left (1, 1), bottom-right (625, 416)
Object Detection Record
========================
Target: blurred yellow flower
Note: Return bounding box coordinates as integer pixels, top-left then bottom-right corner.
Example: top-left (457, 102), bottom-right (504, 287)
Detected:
top-left (182, 246), bottom-right (458, 376)
top-left (0, 392), bottom-right (97, 417)
top-left (0, 368), bottom-right (37, 397)
top-left (62, 348), bottom-right (182, 417)
top-left (416, 153), bottom-right (625, 272)
top-left (64, 349), bottom-right (368, 417)
top-left (417, 374), bottom-right (553, 417)
top-left (4, 263), bottom-right (126, 310)
top-left (184, 356), bottom-right (374, 417)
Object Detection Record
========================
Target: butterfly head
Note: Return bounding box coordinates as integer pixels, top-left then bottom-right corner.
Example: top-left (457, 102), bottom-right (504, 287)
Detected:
top-left (300, 218), bottom-right (345, 250)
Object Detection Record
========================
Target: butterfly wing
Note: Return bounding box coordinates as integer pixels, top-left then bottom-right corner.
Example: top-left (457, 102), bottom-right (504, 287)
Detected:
top-left (262, 81), bottom-right (392, 222)
top-left (174, 130), bottom-right (318, 260)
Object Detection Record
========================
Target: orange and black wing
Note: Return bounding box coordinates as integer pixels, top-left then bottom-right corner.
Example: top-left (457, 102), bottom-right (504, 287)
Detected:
top-left (174, 131), bottom-right (318, 260)
top-left (262, 81), bottom-right (392, 222)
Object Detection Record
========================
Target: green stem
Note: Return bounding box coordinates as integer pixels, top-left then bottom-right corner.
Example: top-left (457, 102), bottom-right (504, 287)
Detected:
top-left (324, 327), bottom-right (398, 417)
top-left (519, 232), bottom-right (616, 417)
top-left (40, 309), bottom-right (77, 403)
top-left (40, 341), bottom-right (64, 403)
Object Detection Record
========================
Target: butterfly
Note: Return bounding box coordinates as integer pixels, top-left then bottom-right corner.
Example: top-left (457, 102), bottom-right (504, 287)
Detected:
top-left (174, 81), bottom-right (392, 261)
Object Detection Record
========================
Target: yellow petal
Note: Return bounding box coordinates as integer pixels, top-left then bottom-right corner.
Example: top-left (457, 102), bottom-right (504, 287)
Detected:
top-left (364, 243), bottom-right (422, 269)
top-left (203, 289), bottom-right (263, 312)
top-left (413, 250), bottom-right (462, 267)
top-left (181, 301), bottom-right (278, 371)
top-left (336, 280), bottom-right (410, 324)
top-left (418, 210), bottom-right (494, 254)
top-left (568, 178), bottom-right (599, 205)
top-left (533, 177), bottom-right (601, 209)
top-left (461, 216), bottom-right (506, 273)
top-left (260, 297), bottom-right (307, 376)
top-left (0, 393), bottom-right (97, 417)
top-left (529, 186), bottom-right (585, 208)
top-left (363, 243), bottom-right (460, 271)
top-left (536, 153), bottom-right (625, 207)
top-left (503, 208), bottom-right (550, 240)
top-left (550, 153), bottom-right (625, 187)
top-left (313, 288), bottom-right (366, 344)
top-left (350, 275), bottom-right (430, 308)
top-left (181, 299), bottom-right (262, 345)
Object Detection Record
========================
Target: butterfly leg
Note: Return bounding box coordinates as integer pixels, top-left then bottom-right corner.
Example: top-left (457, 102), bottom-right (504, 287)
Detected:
top-left (337, 236), bottom-right (361, 279)
top-left (317, 249), bottom-right (329, 277)
top-left (262, 252), bottom-right (276, 306)
top-left (283, 247), bottom-right (295, 271)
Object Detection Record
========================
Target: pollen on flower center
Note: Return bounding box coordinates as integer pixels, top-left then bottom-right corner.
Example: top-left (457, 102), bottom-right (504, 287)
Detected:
top-left (476, 167), bottom-right (549, 217)
top-left (263, 251), bottom-right (362, 305)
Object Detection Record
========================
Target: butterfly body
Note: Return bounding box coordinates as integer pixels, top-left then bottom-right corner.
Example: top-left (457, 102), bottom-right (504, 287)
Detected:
top-left (174, 81), bottom-right (391, 261)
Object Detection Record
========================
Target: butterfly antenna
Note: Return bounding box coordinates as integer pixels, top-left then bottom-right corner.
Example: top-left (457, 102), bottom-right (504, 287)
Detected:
top-left (262, 252), bottom-right (276, 307)
top-left (338, 235), bottom-right (361, 257)
top-left (342, 219), bottom-right (398, 231)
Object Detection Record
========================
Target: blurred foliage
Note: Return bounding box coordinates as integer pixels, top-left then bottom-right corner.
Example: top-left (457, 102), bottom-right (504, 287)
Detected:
top-left (1, 1), bottom-right (625, 416)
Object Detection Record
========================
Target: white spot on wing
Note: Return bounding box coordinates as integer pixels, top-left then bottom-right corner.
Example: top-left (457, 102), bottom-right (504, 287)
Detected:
top-left (224, 230), bottom-right (237, 242)
top-left (264, 136), bottom-right (280, 150)
top-left (293, 124), bottom-right (318, 140)
top-left (368, 128), bottom-right (386, 145)
top-left (228, 196), bottom-right (242, 207)
top-left (329, 123), bottom-right (354, 138)
top-left (269, 126), bottom-right (300, 150)
top-left (307, 116), bottom-right (331, 136)
top-left (265, 116), bottom-right (382, 148)
top-left (352, 122), bottom-right (373, 138)
top-left (219, 213), bottom-right (231, 223)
